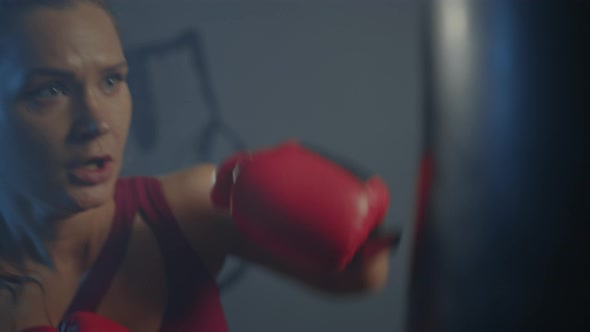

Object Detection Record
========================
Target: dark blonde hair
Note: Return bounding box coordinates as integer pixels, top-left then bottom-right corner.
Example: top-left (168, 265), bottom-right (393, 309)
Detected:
top-left (0, 0), bottom-right (113, 20)
top-left (0, 0), bottom-right (117, 306)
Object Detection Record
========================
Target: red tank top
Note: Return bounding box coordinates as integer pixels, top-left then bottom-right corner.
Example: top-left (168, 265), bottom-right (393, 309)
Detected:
top-left (62, 177), bottom-right (228, 331)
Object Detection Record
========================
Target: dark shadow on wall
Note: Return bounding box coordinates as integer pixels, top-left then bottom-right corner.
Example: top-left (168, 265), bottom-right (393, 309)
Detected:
top-left (125, 29), bottom-right (247, 159)
top-left (124, 29), bottom-right (249, 292)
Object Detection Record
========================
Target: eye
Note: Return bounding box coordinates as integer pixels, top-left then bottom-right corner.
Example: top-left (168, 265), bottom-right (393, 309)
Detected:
top-left (28, 82), bottom-right (67, 100)
top-left (101, 73), bottom-right (125, 93)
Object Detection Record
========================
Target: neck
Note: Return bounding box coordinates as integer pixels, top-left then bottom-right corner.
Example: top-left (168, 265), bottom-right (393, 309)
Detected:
top-left (0, 190), bottom-right (114, 272)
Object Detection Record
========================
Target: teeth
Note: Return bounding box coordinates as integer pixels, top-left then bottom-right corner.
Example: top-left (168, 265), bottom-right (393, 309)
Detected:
top-left (82, 163), bottom-right (99, 170)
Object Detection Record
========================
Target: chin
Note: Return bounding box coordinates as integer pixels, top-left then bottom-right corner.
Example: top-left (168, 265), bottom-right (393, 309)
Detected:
top-left (65, 180), bottom-right (117, 212)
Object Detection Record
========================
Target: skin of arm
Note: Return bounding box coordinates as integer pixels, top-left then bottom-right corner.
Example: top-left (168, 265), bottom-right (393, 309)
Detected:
top-left (160, 164), bottom-right (398, 296)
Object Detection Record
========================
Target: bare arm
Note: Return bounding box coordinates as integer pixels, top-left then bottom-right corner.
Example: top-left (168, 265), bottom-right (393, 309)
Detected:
top-left (160, 164), bottom-right (398, 295)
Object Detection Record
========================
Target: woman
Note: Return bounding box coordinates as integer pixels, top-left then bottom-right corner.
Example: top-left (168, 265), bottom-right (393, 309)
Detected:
top-left (0, 1), bottom-right (398, 331)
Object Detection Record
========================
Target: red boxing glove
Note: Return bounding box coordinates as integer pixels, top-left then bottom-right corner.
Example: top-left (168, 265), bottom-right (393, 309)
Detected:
top-left (211, 140), bottom-right (391, 274)
top-left (58, 312), bottom-right (131, 332)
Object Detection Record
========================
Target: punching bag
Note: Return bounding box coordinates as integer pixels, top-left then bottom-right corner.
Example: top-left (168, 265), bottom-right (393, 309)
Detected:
top-left (408, 1), bottom-right (588, 332)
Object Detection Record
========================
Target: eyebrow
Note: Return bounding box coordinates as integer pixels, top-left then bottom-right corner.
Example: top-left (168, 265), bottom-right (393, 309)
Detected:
top-left (26, 61), bottom-right (128, 79)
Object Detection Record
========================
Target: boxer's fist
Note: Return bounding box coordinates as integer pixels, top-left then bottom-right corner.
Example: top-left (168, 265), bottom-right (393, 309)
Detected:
top-left (58, 312), bottom-right (131, 332)
top-left (211, 140), bottom-right (391, 274)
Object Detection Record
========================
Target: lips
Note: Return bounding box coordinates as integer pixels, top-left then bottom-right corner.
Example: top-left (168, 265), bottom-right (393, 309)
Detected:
top-left (68, 155), bottom-right (114, 185)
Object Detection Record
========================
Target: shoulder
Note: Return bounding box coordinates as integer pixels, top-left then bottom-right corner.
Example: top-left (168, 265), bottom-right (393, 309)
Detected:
top-left (155, 164), bottom-right (237, 276)
top-left (157, 163), bottom-right (218, 217)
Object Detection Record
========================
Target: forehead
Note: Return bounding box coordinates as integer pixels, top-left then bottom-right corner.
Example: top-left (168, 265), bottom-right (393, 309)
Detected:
top-left (12, 2), bottom-right (123, 70)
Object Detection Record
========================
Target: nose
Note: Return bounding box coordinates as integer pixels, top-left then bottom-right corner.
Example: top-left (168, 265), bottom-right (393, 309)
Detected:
top-left (67, 88), bottom-right (112, 143)
top-left (68, 119), bottom-right (111, 142)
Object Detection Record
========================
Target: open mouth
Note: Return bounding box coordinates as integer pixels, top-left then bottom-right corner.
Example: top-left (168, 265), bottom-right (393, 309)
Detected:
top-left (79, 157), bottom-right (109, 170)
top-left (68, 155), bottom-right (114, 185)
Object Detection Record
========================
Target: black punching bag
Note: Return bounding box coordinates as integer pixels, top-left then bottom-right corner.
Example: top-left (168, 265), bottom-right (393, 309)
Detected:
top-left (408, 1), bottom-right (588, 332)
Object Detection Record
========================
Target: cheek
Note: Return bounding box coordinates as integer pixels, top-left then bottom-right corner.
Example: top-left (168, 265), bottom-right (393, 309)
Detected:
top-left (0, 119), bottom-right (63, 191)
top-left (20, 116), bottom-right (70, 155)
top-left (16, 127), bottom-right (65, 171)
top-left (111, 89), bottom-right (132, 143)
top-left (3, 104), bottom-right (70, 161)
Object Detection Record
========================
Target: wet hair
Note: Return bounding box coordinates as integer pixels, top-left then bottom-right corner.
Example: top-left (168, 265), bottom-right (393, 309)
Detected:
top-left (0, 1), bottom-right (117, 63)
top-left (0, 0), bottom-right (116, 310)
top-left (0, 0), bottom-right (113, 26)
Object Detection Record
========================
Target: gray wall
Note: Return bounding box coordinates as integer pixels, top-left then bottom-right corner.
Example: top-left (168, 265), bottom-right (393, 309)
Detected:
top-left (112, 1), bottom-right (422, 331)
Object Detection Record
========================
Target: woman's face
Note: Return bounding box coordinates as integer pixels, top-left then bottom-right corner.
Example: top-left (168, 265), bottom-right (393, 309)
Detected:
top-left (0, 3), bottom-right (131, 214)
